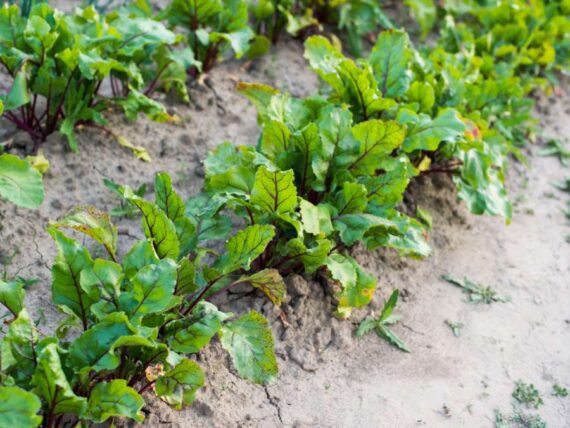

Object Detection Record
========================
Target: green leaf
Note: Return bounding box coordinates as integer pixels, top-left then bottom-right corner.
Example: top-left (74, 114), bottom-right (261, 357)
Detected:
top-left (251, 166), bottom-right (298, 215)
top-left (210, 27), bottom-right (254, 58)
top-left (299, 199), bottom-right (333, 236)
top-left (284, 238), bottom-right (333, 274)
top-left (260, 120), bottom-right (292, 161)
top-left (220, 311), bottom-right (278, 384)
top-left (0, 154), bottom-right (44, 208)
top-left (238, 269), bottom-right (286, 306)
top-left (369, 30), bottom-right (412, 98)
top-left (122, 239), bottom-right (160, 279)
top-left (127, 191), bottom-right (180, 259)
top-left (86, 380), bottom-right (144, 423)
top-left (0, 278), bottom-right (25, 316)
top-left (216, 225), bottom-right (275, 273)
top-left (379, 289), bottom-right (399, 322)
top-left (67, 312), bottom-right (136, 374)
top-left (51, 206), bottom-right (118, 260)
top-left (333, 213), bottom-right (396, 246)
top-left (334, 182), bottom-right (368, 215)
top-left (406, 81), bottom-right (435, 113)
top-left (156, 359), bottom-right (205, 410)
top-left (3, 72), bottom-right (30, 111)
top-left (349, 120), bottom-right (406, 175)
top-left (0, 386), bottom-right (42, 428)
top-left (399, 108), bottom-right (466, 153)
top-left (169, 301), bottom-right (229, 353)
top-left (31, 343), bottom-right (87, 416)
top-left (405, 0), bottom-right (436, 38)
top-left (123, 258), bottom-right (177, 320)
top-left (1, 309), bottom-right (38, 384)
top-left (236, 82), bottom-right (280, 124)
top-left (175, 258), bottom-right (198, 296)
top-left (49, 228), bottom-right (94, 328)
top-left (155, 172), bottom-right (185, 223)
top-left (377, 325), bottom-right (410, 352)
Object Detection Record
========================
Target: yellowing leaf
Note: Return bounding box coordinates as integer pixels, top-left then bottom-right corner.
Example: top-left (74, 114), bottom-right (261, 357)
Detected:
top-left (26, 151), bottom-right (50, 175)
top-left (116, 135), bottom-right (151, 162)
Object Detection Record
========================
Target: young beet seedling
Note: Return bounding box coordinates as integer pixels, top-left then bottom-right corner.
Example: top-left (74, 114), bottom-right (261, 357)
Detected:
top-left (443, 275), bottom-right (510, 304)
top-left (356, 289), bottom-right (410, 353)
top-left (0, 173), bottom-right (281, 427)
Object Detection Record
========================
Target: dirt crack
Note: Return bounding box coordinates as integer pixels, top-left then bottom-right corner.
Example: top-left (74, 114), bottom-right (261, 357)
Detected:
top-left (264, 386), bottom-right (283, 424)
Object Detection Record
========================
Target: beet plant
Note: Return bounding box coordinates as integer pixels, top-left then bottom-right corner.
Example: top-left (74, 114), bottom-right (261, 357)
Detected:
top-left (0, 3), bottom-right (182, 152)
top-left (304, 31), bottom-right (520, 220)
top-left (0, 173), bottom-right (279, 427)
top-left (193, 82), bottom-right (430, 317)
top-left (162, 0), bottom-right (261, 75)
top-left (249, 0), bottom-right (393, 55)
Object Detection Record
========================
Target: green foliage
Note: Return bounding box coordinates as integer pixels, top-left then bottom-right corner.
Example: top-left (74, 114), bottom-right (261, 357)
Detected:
top-left (512, 381), bottom-right (544, 409)
top-left (202, 81), bottom-right (430, 316)
top-left (356, 289), bottom-right (410, 352)
top-left (250, 0), bottom-right (393, 56)
top-left (0, 386), bottom-right (42, 427)
top-left (0, 2), bottom-right (179, 150)
top-left (303, 29), bottom-right (524, 221)
top-left (539, 139), bottom-right (570, 166)
top-left (444, 319), bottom-right (463, 337)
top-left (0, 175), bottom-right (281, 425)
top-left (552, 384), bottom-right (568, 397)
top-left (495, 408), bottom-right (547, 428)
top-left (164, 0), bottom-right (258, 73)
top-left (443, 275), bottom-right (509, 304)
top-left (0, 153), bottom-right (44, 208)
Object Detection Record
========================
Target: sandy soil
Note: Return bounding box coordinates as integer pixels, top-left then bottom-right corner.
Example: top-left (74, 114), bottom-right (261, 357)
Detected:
top-left (1, 11), bottom-right (569, 428)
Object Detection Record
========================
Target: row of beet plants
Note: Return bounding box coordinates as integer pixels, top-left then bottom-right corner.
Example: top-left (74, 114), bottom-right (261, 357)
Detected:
top-left (0, 0), bottom-right (568, 426)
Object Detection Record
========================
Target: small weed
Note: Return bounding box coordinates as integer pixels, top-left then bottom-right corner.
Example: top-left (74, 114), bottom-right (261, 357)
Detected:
top-left (539, 139), bottom-right (570, 166)
top-left (553, 178), bottom-right (570, 193)
top-left (445, 320), bottom-right (463, 337)
top-left (495, 408), bottom-right (546, 428)
top-left (442, 275), bottom-right (510, 304)
top-left (552, 384), bottom-right (568, 397)
top-left (356, 289), bottom-right (410, 353)
top-left (512, 381), bottom-right (543, 409)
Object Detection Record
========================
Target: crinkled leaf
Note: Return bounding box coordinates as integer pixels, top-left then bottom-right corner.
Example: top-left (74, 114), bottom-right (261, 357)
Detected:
top-left (369, 30), bottom-right (412, 98)
top-left (216, 225), bottom-right (275, 273)
top-left (52, 206), bottom-right (118, 260)
top-left (0, 154), bottom-right (44, 208)
top-left (349, 120), bottom-right (406, 175)
top-left (399, 108), bottom-right (466, 153)
top-left (126, 191), bottom-right (180, 260)
top-left (49, 228), bottom-right (94, 327)
top-left (238, 269), bottom-right (286, 306)
top-left (0, 386), bottom-right (42, 428)
top-left (219, 311), bottom-right (277, 384)
top-left (0, 278), bottom-right (25, 316)
top-left (31, 343), bottom-right (87, 416)
top-left (251, 166), bottom-right (298, 215)
top-left (156, 359), bottom-right (205, 410)
top-left (86, 380), bottom-right (144, 423)
top-left (169, 301), bottom-right (229, 354)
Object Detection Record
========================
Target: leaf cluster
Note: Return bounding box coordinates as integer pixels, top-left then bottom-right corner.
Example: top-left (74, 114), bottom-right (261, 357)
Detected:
top-left (200, 78), bottom-right (431, 316)
top-left (0, 2), bottom-right (186, 150)
top-left (0, 173), bottom-right (280, 427)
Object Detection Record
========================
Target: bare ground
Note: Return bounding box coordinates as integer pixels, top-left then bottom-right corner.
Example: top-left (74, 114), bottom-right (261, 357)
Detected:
top-left (1, 36), bottom-right (569, 428)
